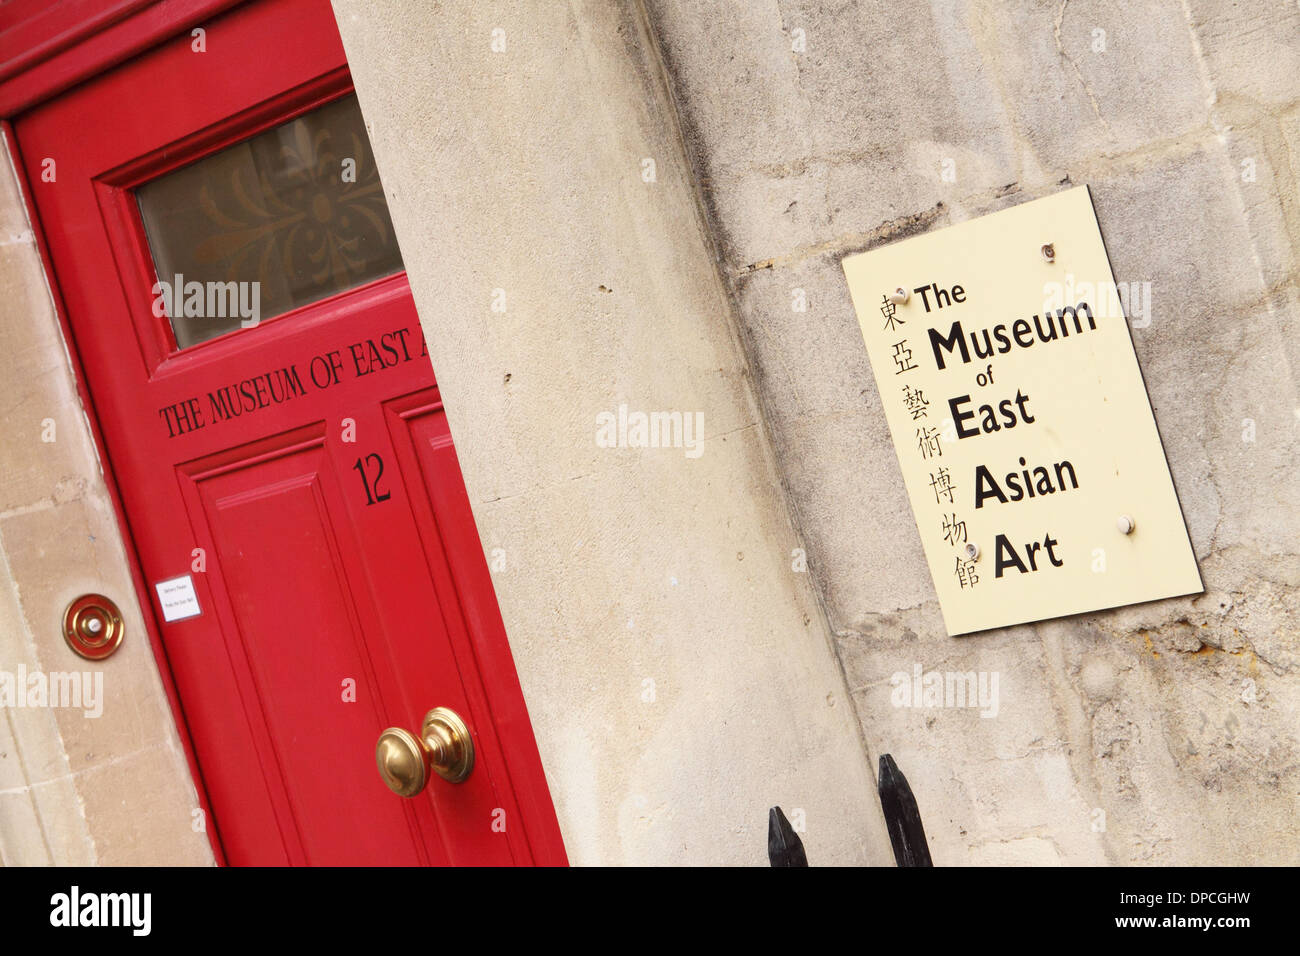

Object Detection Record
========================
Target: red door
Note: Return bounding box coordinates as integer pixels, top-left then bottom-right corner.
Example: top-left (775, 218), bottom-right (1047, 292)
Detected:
top-left (14, 0), bottom-right (566, 866)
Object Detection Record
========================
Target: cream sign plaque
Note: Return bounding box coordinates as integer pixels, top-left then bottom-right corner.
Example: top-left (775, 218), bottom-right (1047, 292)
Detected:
top-left (843, 186), bottom-right (1201, 635)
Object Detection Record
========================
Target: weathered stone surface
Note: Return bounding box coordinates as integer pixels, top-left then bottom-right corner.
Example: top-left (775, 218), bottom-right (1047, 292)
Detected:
top-left (647, 0), bottom-right (1019, 269)
top-left (1185, 0), bottom-right (1300, 109)
top-left (977, 0), bottom-right (1210, 170)
top-left (334, 0), bottom-right (893, 866)
top-left (650, 0), bottom-right (1300, 864)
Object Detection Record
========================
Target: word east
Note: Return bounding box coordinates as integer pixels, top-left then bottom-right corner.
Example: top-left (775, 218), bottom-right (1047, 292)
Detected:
top-left (347, 327), bottom-right (421, 377)
top-left (950, 389), bottom-right (1035, 438)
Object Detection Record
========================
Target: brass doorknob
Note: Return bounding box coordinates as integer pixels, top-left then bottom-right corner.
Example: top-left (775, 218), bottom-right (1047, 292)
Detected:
top-left (375, 706), bottom-right (475, 797)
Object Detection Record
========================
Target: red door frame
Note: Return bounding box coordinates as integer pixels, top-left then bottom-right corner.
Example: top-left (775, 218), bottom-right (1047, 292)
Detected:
top-left (0, 0), bottom-right (568, 866)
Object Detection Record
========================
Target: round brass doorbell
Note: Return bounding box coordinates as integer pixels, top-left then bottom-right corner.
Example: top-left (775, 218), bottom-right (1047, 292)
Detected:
top-left (63, 593), bottom-right (125, 660)
top-left (375, 706), bottom-right (475, 796)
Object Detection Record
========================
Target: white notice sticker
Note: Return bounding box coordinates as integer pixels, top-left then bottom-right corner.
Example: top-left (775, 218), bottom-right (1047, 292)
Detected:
top-left (154, 575), bottom-right (202, 622)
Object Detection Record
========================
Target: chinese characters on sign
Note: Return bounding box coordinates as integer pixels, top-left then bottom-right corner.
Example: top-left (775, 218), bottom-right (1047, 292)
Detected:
top-left (842, 186), bottom-right (1201, 635)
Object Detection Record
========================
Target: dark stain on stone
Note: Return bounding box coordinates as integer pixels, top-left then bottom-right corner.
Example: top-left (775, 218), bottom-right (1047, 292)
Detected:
top-left (832, 201), bottom-right (948, 263)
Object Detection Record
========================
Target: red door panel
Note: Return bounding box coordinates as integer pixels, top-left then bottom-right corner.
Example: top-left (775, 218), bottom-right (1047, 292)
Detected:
top-left (198, 442), bottom-right (427, 866)
top-left (13, 0), bottom-right (565, 866)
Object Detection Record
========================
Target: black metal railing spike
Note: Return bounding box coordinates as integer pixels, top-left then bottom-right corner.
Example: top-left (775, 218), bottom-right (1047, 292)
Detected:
top-left (878, 753), bottom-right (933, 866)
top-left (767, 806), bottom-right (809, 867)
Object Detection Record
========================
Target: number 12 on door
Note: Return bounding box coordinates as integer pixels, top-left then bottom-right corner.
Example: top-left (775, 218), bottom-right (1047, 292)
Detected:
top-left (352, 453), bottom-right (391, 505)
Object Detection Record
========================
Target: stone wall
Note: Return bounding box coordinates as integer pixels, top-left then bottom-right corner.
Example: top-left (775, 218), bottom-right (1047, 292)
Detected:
top-left (643, 0), bottom-right (1300, 864)
top-left (331, 0), bottom-right (892, 865)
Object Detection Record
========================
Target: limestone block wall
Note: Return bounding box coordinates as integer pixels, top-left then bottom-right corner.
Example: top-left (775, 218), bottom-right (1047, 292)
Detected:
top-left (644, 0), bottom-right (1300, 863)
